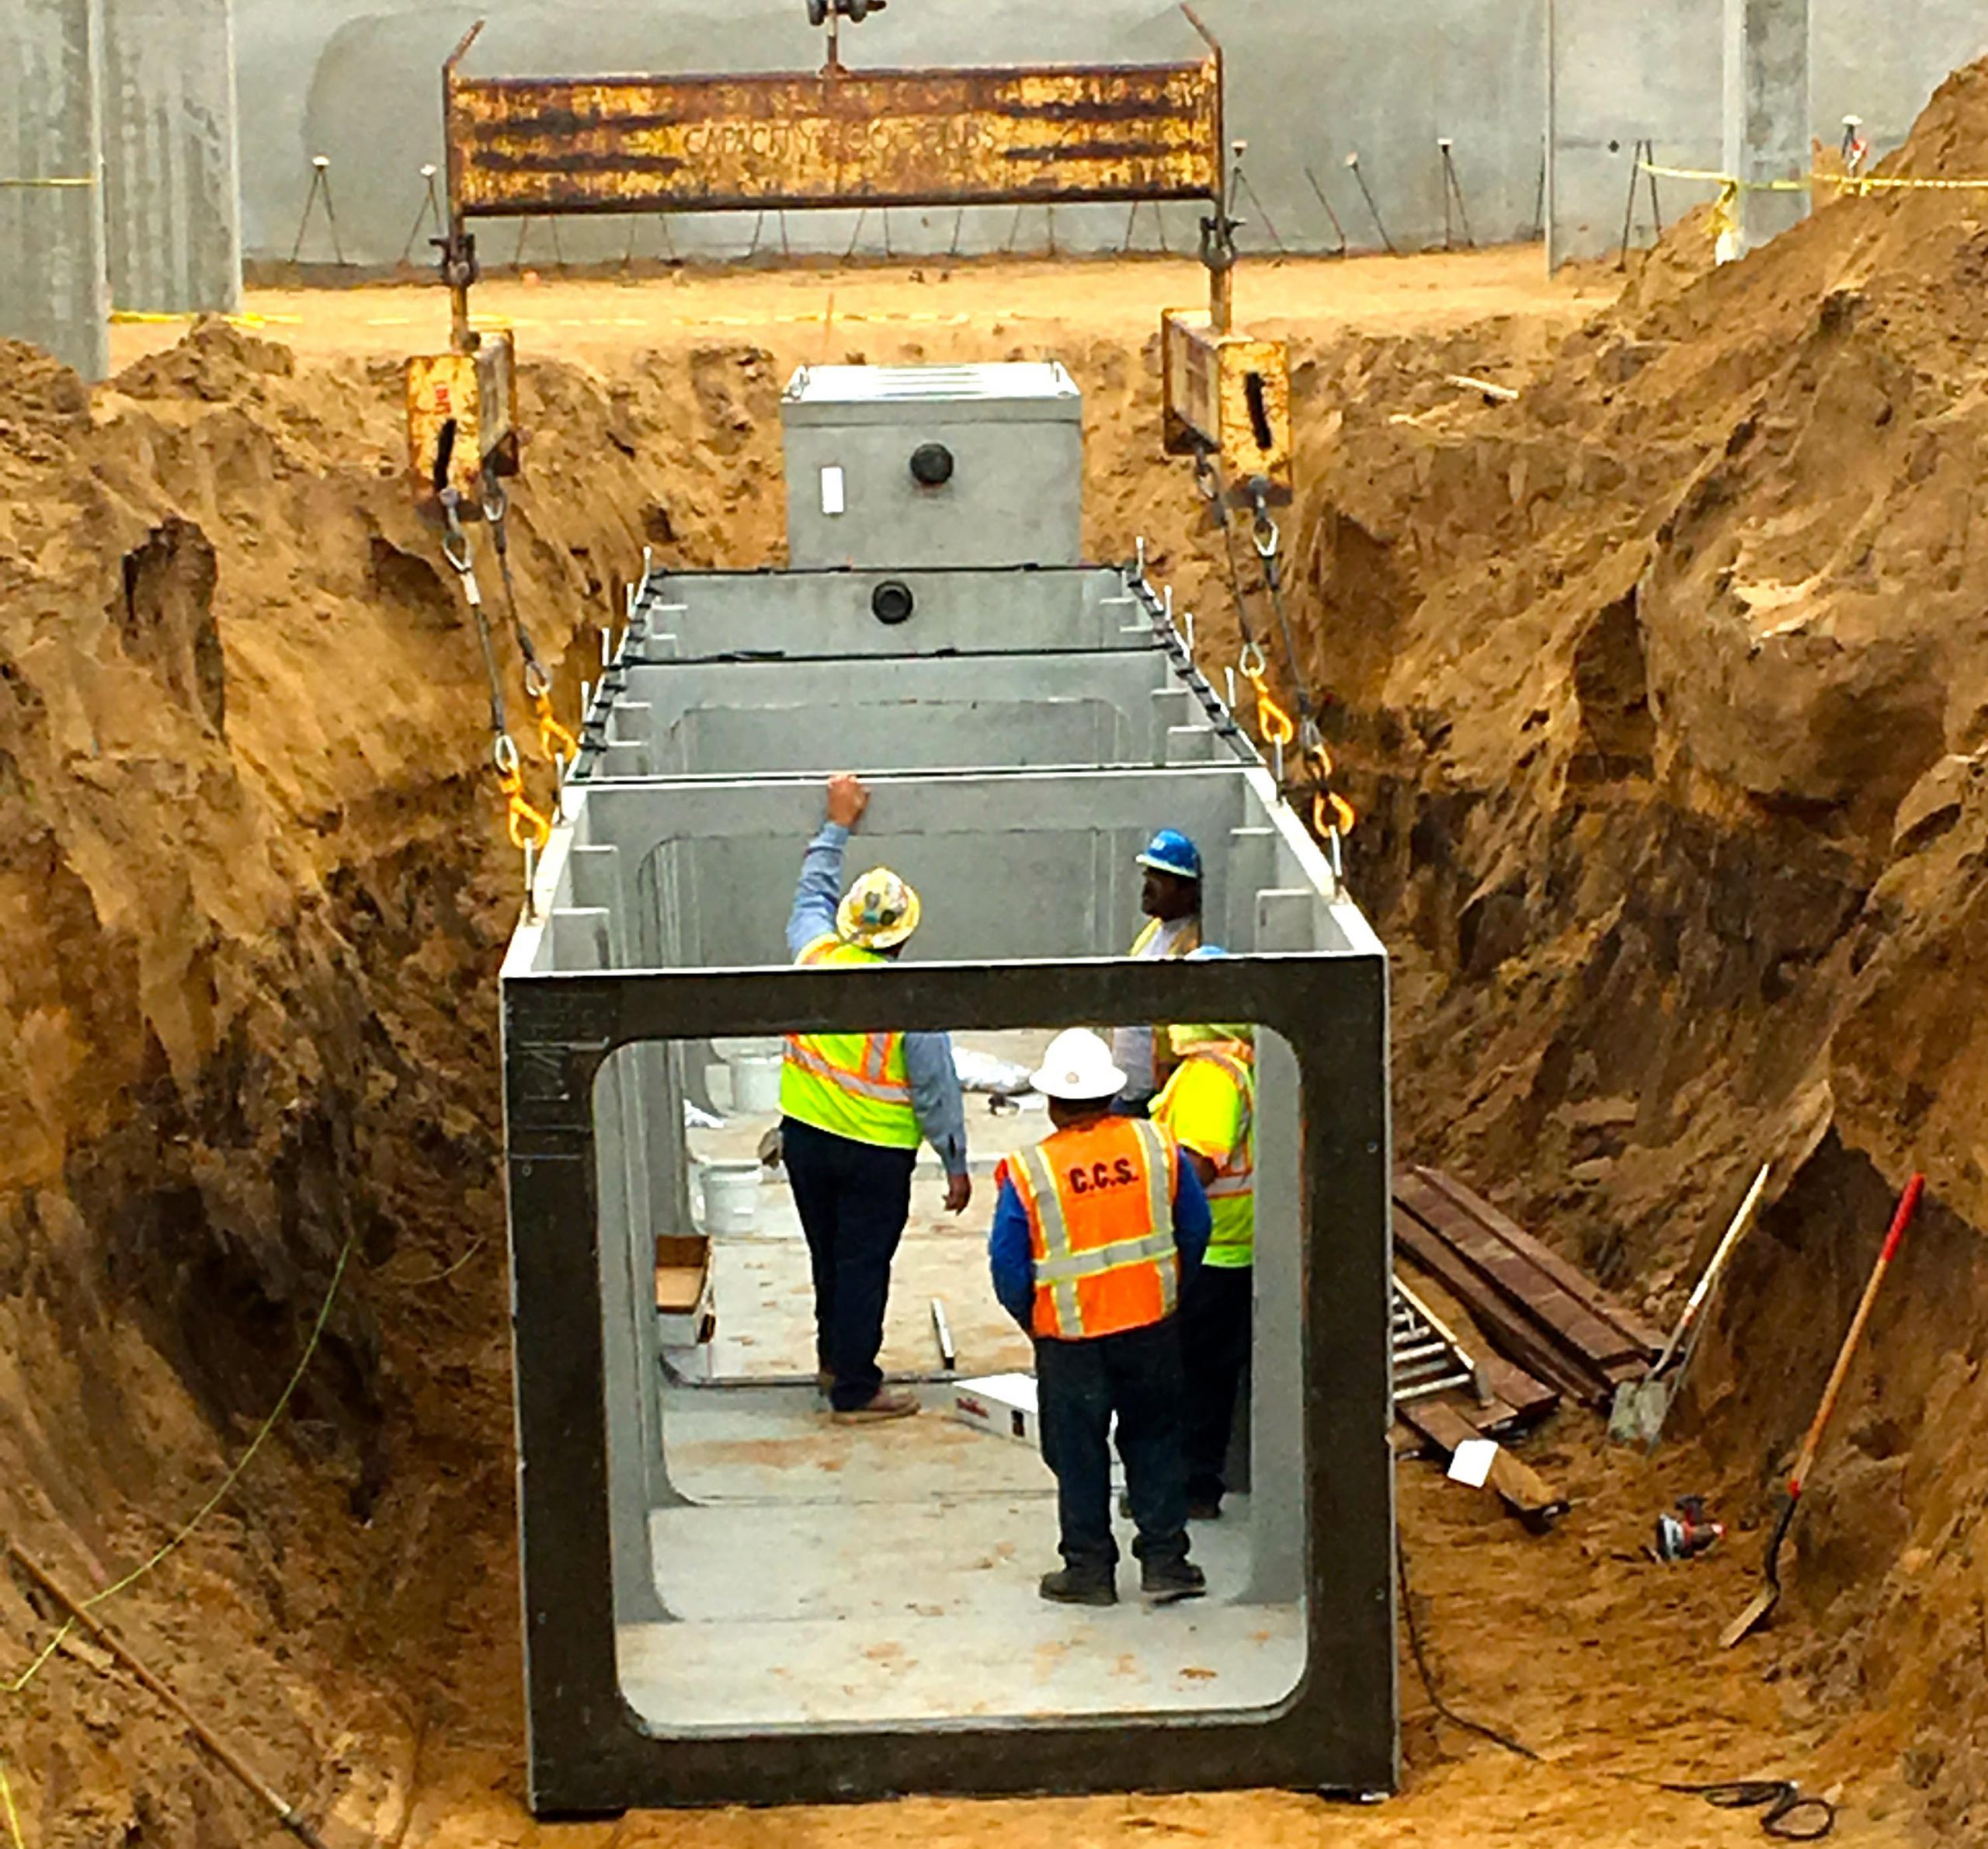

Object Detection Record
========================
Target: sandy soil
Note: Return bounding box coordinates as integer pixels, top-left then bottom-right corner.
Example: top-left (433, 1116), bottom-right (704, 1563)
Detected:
top-left (6, 95), bottom-right (1988, 1844)
top-left (110, 247), bottom-right (1603, 374)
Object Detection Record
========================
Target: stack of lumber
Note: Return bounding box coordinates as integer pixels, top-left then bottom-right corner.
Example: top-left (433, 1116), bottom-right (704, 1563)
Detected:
top-left (1392, 1166), bottom-right (1664, 1409)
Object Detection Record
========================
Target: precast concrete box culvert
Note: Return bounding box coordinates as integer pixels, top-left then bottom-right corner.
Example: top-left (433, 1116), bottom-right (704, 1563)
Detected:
top-left (498, 367), bottom-right (1396, 1813)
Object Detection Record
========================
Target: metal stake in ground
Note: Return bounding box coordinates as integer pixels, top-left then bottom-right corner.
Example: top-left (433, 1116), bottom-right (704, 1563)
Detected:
top-left (1720, 1172), bottom-right (1925, 1649)
top-left (1344, 152), bottom-right (1397, 255)
top-left (5, 1543), bottom-right (336, 1849)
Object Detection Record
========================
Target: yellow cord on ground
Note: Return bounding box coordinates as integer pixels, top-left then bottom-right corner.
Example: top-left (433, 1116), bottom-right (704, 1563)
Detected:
top-left (0, 176), bottom-right (92, 189)
top-left (6, 1233), bottom-right (356, 1698)
top-left (0, 1756), bottom-right (23, 1849)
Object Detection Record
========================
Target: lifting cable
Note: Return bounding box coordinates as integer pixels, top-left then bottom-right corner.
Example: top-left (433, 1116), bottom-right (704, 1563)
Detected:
top-left (1195, 449), bottom-right (1356, 870)
top-left (1395, 1530), bottom-right (1836, 1840)
top-left (431, 422), bottom-right (568, 859)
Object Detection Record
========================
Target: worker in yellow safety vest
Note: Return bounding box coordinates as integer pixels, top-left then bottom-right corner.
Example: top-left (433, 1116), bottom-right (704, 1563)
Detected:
top-left (1152, 945), bottom-right (1255, 1519)
top-left (1113, 828), bottom-right (1202, 1114)
top-left (782, 773), bottom-right (971, 1424)
top-left (989, 1028), bottom-right (1212, 1606)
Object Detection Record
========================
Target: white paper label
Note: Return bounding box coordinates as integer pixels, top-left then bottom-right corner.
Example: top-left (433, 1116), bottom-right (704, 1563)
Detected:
top-left (1447, 1437), bottom-right (1500, 1489)
top-left (820, 464), bottom-right (846, 516)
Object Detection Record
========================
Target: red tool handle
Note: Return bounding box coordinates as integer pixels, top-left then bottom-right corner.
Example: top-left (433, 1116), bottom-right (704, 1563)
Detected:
top-left (1787, 1173), bottom-right (1923, 1497)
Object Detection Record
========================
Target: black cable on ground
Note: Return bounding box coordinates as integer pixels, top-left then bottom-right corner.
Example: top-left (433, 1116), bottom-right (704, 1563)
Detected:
top-left (1393, 1528), bottom-right (1836, 1840)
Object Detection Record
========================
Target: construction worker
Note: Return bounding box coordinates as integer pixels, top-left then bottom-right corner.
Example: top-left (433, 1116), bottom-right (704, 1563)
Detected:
top-left (783, 773), bottom-right (971, 1423)
top-left (989, 1029), bottom-right (1211, 1606)
top-left (1113, 829), bottom-right (1202, 1115)
top-left (1152, 947), bottom-right (1254, 1519)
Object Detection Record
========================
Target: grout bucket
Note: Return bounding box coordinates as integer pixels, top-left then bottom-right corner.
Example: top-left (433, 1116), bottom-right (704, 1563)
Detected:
top-left (698, 1161), bottom-right (763, 1236)
top-left (728, 1049), bottom-right (784, 1116)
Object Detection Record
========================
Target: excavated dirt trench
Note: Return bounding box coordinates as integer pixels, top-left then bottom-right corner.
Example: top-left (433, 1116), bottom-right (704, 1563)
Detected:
top-left (11, 65), bottom-right (1988, 1849)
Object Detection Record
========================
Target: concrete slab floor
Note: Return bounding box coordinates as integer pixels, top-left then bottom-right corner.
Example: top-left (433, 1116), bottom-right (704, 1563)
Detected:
top-left (632, 1383), bottom-right (1301, 1728)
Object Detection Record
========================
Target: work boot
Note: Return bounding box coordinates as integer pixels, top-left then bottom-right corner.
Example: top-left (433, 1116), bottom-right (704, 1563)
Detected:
top-left (1187, 1496), bottom-right (1224, 1522)
top-left (1039, 1566), bottom-right (1117, 1607)
top-left (830, 1385), bottom-right (920, 1424)
top-left (1140, 1555), bottom-right (1207, 1605)
top-left (815, 1369), bottom-right (836, 1404)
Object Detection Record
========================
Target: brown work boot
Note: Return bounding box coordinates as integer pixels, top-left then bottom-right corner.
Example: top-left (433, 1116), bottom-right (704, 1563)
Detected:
top-left (830, 1386), bottom-right (920, 1424)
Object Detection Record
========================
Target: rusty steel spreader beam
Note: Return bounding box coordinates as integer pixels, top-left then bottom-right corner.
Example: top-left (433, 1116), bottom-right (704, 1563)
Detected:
top-left (442, 24), bottom-right (1222, 225)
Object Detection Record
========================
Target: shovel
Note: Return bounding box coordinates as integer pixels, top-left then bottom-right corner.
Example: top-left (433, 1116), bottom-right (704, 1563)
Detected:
top-left (1609, 1162), bottom-right (1771, 1450)
top-left (1720, 1171), bottom-right (1924, 1649)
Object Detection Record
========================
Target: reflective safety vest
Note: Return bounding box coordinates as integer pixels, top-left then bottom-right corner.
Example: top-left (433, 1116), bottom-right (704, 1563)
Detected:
top-left (1128, 915), bottom-right (1201, 1093)
top-left (779, 936), bottom-right (922, 1149)
top-left (1155, 1042), bottom-right (1254, 1267)
top-left (1003, 1115), bottom-right (1181, 1340)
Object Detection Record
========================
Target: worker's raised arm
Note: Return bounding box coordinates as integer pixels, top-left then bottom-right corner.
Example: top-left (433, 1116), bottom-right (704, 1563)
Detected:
top-left (787, 773), bottom-right (867, 957)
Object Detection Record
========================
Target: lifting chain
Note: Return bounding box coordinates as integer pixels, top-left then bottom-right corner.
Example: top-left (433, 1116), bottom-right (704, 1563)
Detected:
top-left (440, 492), bottom-right (552, 857)
top-left (1194, 450), bottom-right (1356, 869)
top-left (483, 481), bottom-right (579, 769)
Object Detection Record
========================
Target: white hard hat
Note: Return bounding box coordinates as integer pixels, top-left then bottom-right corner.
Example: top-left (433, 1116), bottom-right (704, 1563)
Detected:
top-left (1030, 1028), bottom-right (1127, 1103)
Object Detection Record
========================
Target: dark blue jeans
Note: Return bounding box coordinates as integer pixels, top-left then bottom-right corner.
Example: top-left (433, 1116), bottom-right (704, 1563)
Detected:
top-left (1034, 1318), bottom-right (1190, 1572)
top-left (1180, 1263), bottom-right (1253, 1507)
top-left (781, 1116), bottom-right (916, 1411)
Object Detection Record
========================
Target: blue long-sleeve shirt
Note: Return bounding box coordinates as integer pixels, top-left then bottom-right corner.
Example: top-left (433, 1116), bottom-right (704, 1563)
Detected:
top-left (988, 1142), bottom-right (1211, 1331)
top-left (786, 822), bottom-right (968, 1176)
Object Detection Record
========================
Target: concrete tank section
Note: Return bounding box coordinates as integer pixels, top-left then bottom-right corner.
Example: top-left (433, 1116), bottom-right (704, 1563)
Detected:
top-left (498, 363), bottom-right (1397, 1813)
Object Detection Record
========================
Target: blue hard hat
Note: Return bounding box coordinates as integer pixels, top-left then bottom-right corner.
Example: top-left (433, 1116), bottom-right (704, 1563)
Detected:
top-left (1136, 829), bottom-right (1202, 881)
top-left (1187, 944), bottom-right (1230, 959)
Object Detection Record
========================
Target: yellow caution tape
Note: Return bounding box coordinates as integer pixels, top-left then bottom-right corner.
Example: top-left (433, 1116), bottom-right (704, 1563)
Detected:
top-left (0, 175), bottom-right (94, 188)
top-left (1642, 159), bottom-right (1988, 194)
top-left (110, 309), bottom-right (304, 328)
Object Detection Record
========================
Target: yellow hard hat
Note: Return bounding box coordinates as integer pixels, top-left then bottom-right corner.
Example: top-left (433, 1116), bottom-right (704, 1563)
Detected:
top-left (837, 866), bottom-right (921, 951)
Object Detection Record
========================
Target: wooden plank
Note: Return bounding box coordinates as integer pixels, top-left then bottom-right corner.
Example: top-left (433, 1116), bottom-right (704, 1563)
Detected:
top-left (1413, 1166), bottom-right (1666, 1356)
top-left (1393, 1252), bottom-right (1562, 1424)
top-left (1393, 1212), bottom-right (1608, 1404)
top-left (1398, 1399), bottom-right (1570, 1531)
top-left (1398, 1173), bottom-right (1646, 1371)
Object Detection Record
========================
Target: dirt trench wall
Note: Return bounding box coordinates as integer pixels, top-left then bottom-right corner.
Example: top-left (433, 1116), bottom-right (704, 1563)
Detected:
top-left (1285, 62), bottom-right (1988, 1834)
top-left (0, 321), bottom-right (803, 1843)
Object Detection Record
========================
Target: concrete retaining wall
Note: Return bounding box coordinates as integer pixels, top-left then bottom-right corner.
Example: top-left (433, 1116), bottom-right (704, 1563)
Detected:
top-left (234, 0), bottom-right (1988, 269)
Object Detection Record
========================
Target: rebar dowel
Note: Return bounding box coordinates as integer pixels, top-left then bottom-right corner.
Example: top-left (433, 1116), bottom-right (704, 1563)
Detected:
top-left (1303, 165), bottom-right (1350, 255)
top-left (400, 163), bottom-right (443, 266)
top-left (1439, 141), bottom-right (1475, 249)
top-left (290, 155), bottom-right (346, 266)
top-left (1345, 153), bottom-right (1396, 255)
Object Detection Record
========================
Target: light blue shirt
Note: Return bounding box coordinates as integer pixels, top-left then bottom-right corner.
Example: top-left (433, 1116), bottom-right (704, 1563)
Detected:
top-left (787, 822), bottom-right (968, 1176)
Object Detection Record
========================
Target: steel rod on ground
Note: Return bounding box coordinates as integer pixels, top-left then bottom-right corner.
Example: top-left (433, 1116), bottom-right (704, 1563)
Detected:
top-left (5, 1542), bottom-right (335, 1849)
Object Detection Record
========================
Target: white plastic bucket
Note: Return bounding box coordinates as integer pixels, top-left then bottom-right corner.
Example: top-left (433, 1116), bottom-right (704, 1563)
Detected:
top-left (698, 1161), bottom-right (763, 1236)
top-left (728, 1050), bottom-right (784, 1115)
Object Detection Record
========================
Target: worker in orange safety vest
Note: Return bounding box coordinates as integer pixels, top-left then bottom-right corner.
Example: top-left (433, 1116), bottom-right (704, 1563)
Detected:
top-left (989, 1029), bottom-right (1212, 1606)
